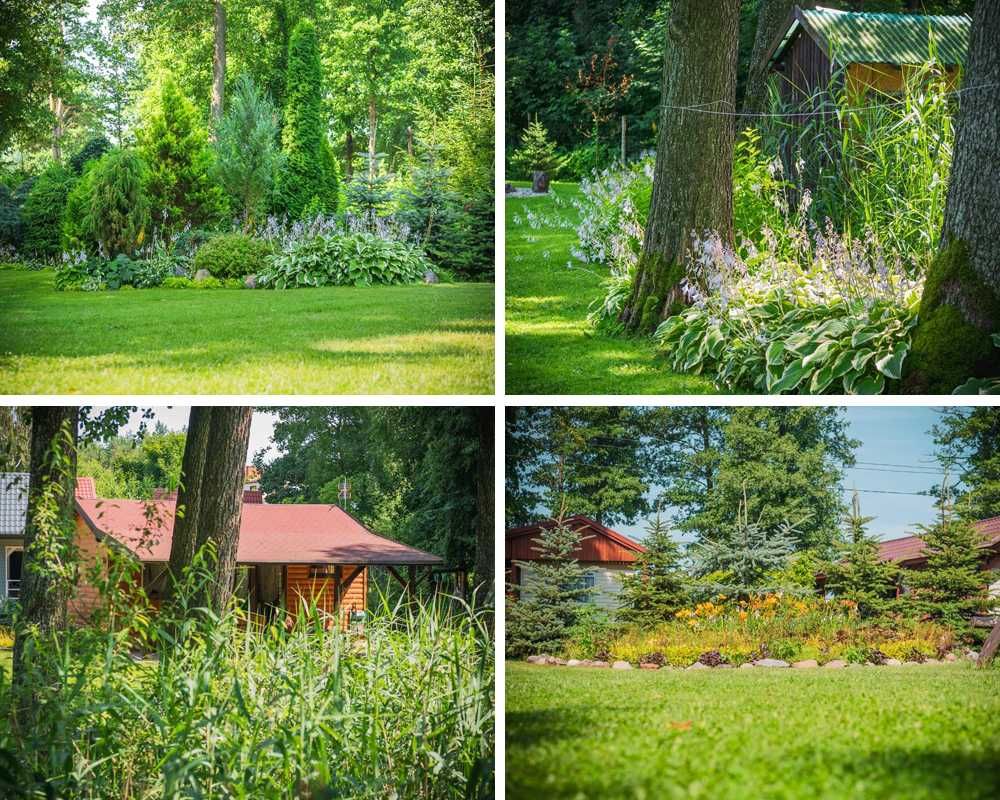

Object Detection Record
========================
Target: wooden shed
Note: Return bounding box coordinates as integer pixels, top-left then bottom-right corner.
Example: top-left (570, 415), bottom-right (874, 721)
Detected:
top-left (767, 5), bottom-right (970, 106)
top-left (506, 515), bottom-right (645, 611)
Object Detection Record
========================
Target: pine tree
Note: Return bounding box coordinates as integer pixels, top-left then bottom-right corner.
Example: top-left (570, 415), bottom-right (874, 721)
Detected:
top-left (138, 77), bottom-right (228, 232)
top-left (505, 514), bottom-right (592, 658)
top-left (212, 74), bottom-right (283, 229)
top-left (86, 149), bottom-right (150, 257)
top-left (617, 513), bottom-right (689, 627)
top-left (905, 492), bottom-right (989, 629)
top-left (825, 492), bottom-right (898, 618)
top-left (692, 489), bottom-right (798, 597)
top-left (510, 119), bottom-right (562, 179)
top-left (276, 19), bottom-right (338, 219)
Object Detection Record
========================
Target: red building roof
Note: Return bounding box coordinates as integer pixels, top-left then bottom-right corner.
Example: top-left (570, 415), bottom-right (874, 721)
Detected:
top-left (506, 515), bottom-right (646, 563)
top-left (76, 497), bottom-right (442, 566)
top-left (878, 516), bottom-right (1000, 566)
top-left (74, 477), bottom-right (96, 499)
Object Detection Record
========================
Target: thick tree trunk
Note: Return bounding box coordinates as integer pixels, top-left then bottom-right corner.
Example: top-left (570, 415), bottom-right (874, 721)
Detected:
top-left (619, 0), bottom-right (740, 333)
top-left (167, 407), bottom-right (211, 590)
top-left (473, 407), bottom-right (494, 607)
top-left (368, 97), bottom-right (378, 179)
top-left (978, 619), bottom-right (1000, 666)
top-left (193, 407), bottom-right (252, 614)
top-left (49, 94), bottom-right (65, 163)
top-left (12, 407), bottom-right (79, 721)
top-left (211, 1), bottom-right (227, 124)
top-left (741, 0), bottom-right (800, 120)
top-left (906, 0), bottom-right (1000, 392)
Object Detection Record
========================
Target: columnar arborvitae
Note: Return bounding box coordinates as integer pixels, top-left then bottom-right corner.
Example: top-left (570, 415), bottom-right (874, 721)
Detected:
top-left (138, 77), bottom-right (227, 231)
top-left (277, 19), bottom-right (338, 218)
top-left (87, 149), bottom-right (150, 257)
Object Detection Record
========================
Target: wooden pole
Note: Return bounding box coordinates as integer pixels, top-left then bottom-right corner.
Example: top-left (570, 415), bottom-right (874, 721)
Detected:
top-left (977, 619), bottom-right (1000, 667)
top-left (407, 565), bottom-right (416, 597)
top-left (621, 115), bottom-right (627, 164)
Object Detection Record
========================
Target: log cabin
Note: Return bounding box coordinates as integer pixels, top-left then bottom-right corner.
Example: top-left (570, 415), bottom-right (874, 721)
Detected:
top-left (505, 515), bottom-right (645, 611)
top-left (0, 473), bottom-right (442, 628)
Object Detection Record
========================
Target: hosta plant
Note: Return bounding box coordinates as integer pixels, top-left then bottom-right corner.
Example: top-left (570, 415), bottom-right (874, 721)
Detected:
top-left (259, 231), bottom-right (430, 288)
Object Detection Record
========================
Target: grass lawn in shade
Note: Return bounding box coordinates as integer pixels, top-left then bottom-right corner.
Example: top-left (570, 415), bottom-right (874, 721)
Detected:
top-left (506, 660), bottom-right (1000, 800)
top-left (505, 181), bottom-right (715, 395)
top-left (0, 268), bottom-right (494, 394)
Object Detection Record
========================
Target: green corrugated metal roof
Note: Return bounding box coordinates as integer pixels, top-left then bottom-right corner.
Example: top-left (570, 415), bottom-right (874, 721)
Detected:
top-left (779, 5), bottom-right (970, 67)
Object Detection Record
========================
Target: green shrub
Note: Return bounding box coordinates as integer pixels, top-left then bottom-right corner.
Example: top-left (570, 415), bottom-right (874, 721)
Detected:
top-left (0, 183), bottom-right (21, 250)
top-left (54, 254), bottom-right (104, 291)
top-left (138, 77), bottom-right (228, 231)
top-left (509, 119), bottom-right (564, 179)
top-left (132, 253), bottom-right (180, 288)
top-left (69, 135), bottom-right (112, 174)
top-left (21, 163), bottom-right (76, 258)
top-left (192, 232), bottom-right (272, 278)
top-left (62, 163), bottom-right (99, 253)
top-left (170, 227), bottom-right (217, 260)
top-left (260, 232), bottom-right (430, 288)
top-left (161, 276), bottom-right (195, 288)
top-left (87, 149), bottom-right (150, 257)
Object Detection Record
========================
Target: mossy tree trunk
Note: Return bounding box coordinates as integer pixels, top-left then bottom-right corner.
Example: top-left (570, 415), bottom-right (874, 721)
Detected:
top-left (906, 0), bottom-right (1000, 392)
top-left (619, 0), bottom-right (740, 333)
top-left (12, 407), bottom-right (79, 722)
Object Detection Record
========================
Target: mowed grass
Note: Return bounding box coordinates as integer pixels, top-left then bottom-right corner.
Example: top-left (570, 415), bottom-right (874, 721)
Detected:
top-left (506, 661), bottom-right (1000, 800)
top-left (505, 182), bottom-right (715, 395)
top-left (0, 269), bottom-right (494, 394)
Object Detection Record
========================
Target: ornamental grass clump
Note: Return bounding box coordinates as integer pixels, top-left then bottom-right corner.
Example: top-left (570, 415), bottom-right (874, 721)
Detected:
top-left (0, 549), bottom-right (494, 799)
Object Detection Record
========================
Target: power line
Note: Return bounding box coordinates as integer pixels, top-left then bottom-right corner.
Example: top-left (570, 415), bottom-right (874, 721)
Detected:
top-left (842, 487), bottom-right (931, 497)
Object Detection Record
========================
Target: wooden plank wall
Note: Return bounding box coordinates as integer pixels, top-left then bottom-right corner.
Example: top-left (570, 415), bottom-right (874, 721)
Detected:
top-left (285, 564), bottom-right (367, 629)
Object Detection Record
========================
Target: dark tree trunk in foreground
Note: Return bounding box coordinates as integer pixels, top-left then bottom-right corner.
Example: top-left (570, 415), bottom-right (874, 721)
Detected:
top-left (473, 407), bottom-right (494, 607)
top-left (168, 407), bottom-right (252, 615)
top-left (619, 0), bottom-right (740, 333)
top-left (211, 1), bottom-right (227, 124)
top-left (741, 0), bottom-right (800, 120)
top-left (167, 407), bottom-right (211, 586)
top-left (906, 0), bottom-right (1000, 392)
top-left (12, 407), bottom-right (79, 716)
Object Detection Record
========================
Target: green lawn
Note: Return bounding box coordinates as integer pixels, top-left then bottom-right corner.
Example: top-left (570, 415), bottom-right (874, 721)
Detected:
top-left (506, 661), bottom-right (1000, 800)
top-left (0, 269), bottom-right (494, 393)
top-left (505, 182), bottom-right (715, 394)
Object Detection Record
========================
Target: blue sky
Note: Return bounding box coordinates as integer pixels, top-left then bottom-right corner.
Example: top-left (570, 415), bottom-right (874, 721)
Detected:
top-left (614, 406), bottom-right (951, 544)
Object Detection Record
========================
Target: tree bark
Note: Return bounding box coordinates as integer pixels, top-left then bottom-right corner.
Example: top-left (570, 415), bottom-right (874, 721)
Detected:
top-left (978, 619), bottom-right (1000, 666)
top-left (906, 0), bottom-right (1000, 392)
top-left (12, 407), bottom-right (79, 718)
top-left (473, 407), bottom-right (494, 607)
top-left (368, 96), bottom-right (378, 179)
top-left (741, 0), bottom-right (800, 120)
top-left (167, 406), bottom-right (211, 590)
top-left (211, 1), bottom-right (227, 124)
top-left (618, 0), bottom-right (740, 333)
top-left (193, 407), bottom-right (252, 615)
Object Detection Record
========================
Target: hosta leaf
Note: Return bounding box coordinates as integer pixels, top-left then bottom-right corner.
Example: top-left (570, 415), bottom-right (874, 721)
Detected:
top-left (765, 340), bottom-right (785, 366)
top-left (853, 373), bottom-right (886, 394)
top-left (851, 327), bottom-right (882, 348)
top-left (874, 342), bottom-right (908, 380)
top-left (770, 358), bottom-right (808, 393)
top-left (802, 341), bottom-right (833, 368)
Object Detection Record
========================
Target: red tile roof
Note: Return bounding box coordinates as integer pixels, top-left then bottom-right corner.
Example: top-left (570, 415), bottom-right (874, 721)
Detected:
top-left (76, 498), bottom-right (442, 566)
top-left (242, 490), bottom-right (263, 504)
top-left (878, 516), bottom-right (1000, 565)
top-left (74, 477), bottom-right (96, 499)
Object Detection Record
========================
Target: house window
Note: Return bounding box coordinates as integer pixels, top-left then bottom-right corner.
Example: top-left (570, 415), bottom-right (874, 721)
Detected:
top-left (562, 571), bottom-right (597, 602)
top-left (6, 547), bottom-right (22, 600)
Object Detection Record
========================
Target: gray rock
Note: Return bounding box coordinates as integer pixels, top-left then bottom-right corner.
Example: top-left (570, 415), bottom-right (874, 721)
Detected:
top-left (716, 663), bottom-right (735, 669)
top-left (590, 660), bottom-right (610, 668)
top-left (244, 274), bottom-right (257, 289)
top-left (172, 264), bottom-right (188, 277)
top-left (612, 660), bottom-right (632, 670)
top-left (739, 662), bottom-right (755, 670)
top-left (566, 659), bottom-right (582, 667)
top-left (792, 659), bottom-right (818, 669)
top-left (423, 269), bottom-right (439, 284)
top-left (944, 653), bottom-right (957, 662)
top-left (884, 658), bottom-right (902, 666)
top-left (686, 661), bottom-right (710, 670)
top-left (823, 660), bottom-right (847, 669)
top-left (639, 662), bottom-right (660, 670)
top-left (193, 268), bottom-right (212, 281)
top-left (532, 170), bottom-right (550, 193)
top-left (966, 650), bottom-right (980, 661)
top-left (753, 658), bottom-right (790, 668)
top-left (923, 658), bottom-right (941, 665)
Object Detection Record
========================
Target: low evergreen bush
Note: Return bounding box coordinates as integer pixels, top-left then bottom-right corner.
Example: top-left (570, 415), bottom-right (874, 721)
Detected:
top-left (20, 163), bottom-right (76, 259)
top-left (192, 233), bottom-right (273, 278)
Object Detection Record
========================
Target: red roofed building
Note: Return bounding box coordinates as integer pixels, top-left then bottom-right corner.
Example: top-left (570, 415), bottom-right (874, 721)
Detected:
top-left (506, 515), bottom-right (645, 611)
top-left (1, 474), bottom-right (442, 626)
top-left (877, 516), bottom-right (1000, 599)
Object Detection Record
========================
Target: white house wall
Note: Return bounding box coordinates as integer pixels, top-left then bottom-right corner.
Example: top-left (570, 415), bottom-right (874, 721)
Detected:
top-left (519, 562), bottom-right (634, 612)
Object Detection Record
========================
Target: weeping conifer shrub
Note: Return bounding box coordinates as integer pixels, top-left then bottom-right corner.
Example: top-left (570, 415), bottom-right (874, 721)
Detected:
top-left (277, 19), bottom-right (339, 219)
top-left (85, 148), bottom-right (150, 257)
top-left (0, 543), bottom-right (494, 799)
